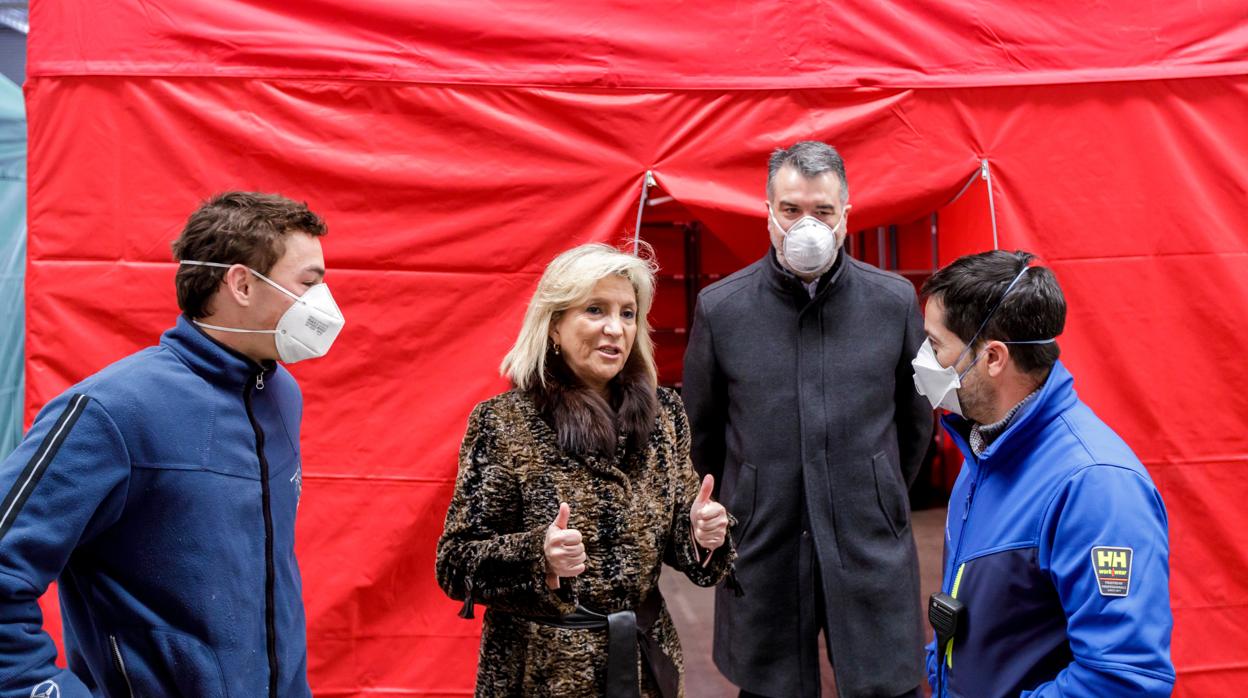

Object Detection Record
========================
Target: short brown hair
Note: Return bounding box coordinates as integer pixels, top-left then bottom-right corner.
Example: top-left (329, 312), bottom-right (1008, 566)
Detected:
top-left (171, 192), bottom-right (327, 319)
top-left (921, 250), bottom-right (1065, 377)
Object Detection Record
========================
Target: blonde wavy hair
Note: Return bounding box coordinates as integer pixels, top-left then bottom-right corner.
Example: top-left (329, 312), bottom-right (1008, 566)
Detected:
top-left (501, 243), bottom-right (658, 391)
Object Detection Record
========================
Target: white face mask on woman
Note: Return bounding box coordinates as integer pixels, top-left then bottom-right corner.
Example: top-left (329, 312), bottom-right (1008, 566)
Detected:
top-left (768, 204), bottom-right (848, 277)
top-left (180, 260), bottom-right (345, 363)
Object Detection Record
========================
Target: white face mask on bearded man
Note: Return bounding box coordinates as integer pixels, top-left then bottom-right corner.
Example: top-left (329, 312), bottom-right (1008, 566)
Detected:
top-left (911, 267), bottom-right (1056, 417)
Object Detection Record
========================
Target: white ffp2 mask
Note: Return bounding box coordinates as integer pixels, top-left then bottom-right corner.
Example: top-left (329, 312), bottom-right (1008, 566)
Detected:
top-left (911, 338), bottom-right (978, 417)
top-left (180, 260), bottom-right (345, 364)
top-left (768, 204), bottom-right (848, 276)
top-left (910, 266), bottom-right (1056, 416)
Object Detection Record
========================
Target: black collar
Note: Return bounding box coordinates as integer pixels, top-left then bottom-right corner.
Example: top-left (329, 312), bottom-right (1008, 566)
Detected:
top-left (763, 246), bottom-right (848, 306)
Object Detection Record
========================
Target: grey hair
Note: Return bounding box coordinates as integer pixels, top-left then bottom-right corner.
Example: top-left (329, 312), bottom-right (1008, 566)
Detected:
top-left (766, 141), bottom-right (849, 203)
top-left (501, 243), bottom-right (658, 391)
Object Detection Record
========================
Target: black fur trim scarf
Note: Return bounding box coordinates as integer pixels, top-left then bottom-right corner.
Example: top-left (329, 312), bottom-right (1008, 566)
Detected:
top-left (526, 349), bottom-right (658, 457)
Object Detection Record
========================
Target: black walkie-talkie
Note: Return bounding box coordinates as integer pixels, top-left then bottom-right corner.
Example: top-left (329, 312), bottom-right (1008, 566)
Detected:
top-left (928, 591), bottom-right (966, 658)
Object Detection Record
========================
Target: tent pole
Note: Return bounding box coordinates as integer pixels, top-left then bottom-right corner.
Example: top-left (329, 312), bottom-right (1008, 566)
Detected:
top-left (980, 158), bottom-right (999, 250)
top-left (633, 170), bottom-right (655, 253)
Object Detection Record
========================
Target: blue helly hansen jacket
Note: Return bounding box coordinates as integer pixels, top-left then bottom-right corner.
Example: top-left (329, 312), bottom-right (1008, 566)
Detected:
top-left (926, 361), bottom-right (1174, 697)
top-left (0, 316), bottom-right (311, 697)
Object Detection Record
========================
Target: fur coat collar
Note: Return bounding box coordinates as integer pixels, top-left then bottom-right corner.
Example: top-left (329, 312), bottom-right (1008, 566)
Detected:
top-left (524, 351), bottom-right (657, 457)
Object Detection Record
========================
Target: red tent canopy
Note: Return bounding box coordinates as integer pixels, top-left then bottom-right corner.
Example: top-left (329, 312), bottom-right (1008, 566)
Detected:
top-left (25, 1), bottom-right (1248, 694)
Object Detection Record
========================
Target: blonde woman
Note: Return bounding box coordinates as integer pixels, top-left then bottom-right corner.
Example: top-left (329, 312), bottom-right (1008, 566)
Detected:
top-left (436, 243), bottom-right (738, 697)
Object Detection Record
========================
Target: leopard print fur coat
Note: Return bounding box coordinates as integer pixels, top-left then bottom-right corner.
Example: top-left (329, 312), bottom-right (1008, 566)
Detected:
top-left (436, 361), bottom-right (736, 697)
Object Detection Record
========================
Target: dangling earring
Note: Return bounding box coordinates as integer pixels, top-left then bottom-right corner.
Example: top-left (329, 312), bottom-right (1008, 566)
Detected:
top-left (554, 344), bottom-right (562, 356)
top-left (552, 342), bottom-right (561, 356)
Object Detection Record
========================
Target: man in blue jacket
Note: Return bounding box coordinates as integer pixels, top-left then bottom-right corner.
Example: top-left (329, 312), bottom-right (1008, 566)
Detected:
top-left (914, 250), bottom-right (1173, 697)
top-left (0, 192), bottom-right (345, 697)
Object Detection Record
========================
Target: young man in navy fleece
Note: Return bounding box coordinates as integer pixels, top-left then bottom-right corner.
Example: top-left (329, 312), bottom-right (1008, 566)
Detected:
top-left (0, 192), bottom-right (345, 698)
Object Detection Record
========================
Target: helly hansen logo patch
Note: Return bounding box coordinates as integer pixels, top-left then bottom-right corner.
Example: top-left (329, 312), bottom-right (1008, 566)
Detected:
top-left (1091, 546), bottom-right (1133, 597)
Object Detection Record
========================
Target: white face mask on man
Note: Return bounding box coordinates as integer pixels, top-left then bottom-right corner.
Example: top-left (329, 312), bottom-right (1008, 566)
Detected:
top-left (180, 260), bottom-right (345, 364)
top-left (911, 338), bottom-right (978, 417)
top-left (768, 204), bottom-right (849, 277)
top-left (911, 267), bottom-right (1056, 418)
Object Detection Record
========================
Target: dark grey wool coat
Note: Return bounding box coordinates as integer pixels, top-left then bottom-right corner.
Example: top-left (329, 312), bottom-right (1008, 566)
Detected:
top-left (682, 250), bottom-right (933, 697)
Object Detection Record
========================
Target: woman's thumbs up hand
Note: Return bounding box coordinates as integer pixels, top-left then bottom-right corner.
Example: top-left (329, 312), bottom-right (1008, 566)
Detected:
top-left (544, 502), bottom-right (586, 589)
top-left (690, 475), bottom-right (728, 552)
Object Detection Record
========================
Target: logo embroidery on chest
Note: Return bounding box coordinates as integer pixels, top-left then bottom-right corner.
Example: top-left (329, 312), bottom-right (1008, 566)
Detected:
top-left (291, 465), bottom-right (303, 508)
top-left (1091, 546), bottom-right (1133, 597)
top-left (31, 680), bottom-right (60, 698)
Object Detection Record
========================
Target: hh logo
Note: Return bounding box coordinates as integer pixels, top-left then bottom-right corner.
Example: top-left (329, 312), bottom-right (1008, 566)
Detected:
top-left (1091, 546), bottom-right (1133, 597)
top-left (1097, 549), bottom-right (1128, 570)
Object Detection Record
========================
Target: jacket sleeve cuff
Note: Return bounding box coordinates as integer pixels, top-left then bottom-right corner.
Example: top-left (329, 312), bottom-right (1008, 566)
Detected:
top-left (458, 525), bottom-right (578, 619)
top-left (672, 507), bottom-right (738, 588)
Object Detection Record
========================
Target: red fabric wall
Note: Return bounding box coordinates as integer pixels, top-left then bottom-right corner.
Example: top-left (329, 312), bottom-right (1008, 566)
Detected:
top-left (24, 2), bottom-right (1248, 694)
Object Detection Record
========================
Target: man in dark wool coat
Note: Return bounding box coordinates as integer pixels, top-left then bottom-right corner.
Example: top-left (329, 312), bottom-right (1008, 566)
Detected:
top-left (682, 140), bottom-right (933, 697)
